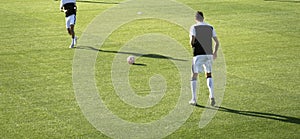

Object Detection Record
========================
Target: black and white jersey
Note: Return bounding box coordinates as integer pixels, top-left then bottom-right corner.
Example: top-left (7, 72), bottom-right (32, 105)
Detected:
top-left (190, 22), bottom-right (216, 56)
top-left (60, 0), bottom-right (76, 17)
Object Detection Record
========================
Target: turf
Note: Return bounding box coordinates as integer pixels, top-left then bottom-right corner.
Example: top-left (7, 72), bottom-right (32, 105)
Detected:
top-left (0, 0), bottom-right (299, 138)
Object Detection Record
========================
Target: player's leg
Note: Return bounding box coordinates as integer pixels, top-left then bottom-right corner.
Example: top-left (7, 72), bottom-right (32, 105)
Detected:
top-left (69, 15), bottom-right (77, 47)
top-left (190, 56), bottom-right (201, 105)
top-left (206, 72), bottom-right (214, 98)
top-left (65, 16), bottom-right (74, 48)
top-left (65, 14), bottom-right (77, 48)
top-left (204, 56), bottom-right (215, 106)
top-left (190, 71), bottom-right (198, 105)
top-left (66, 15), bottom-right (71, 35)
top-left (67, 28), bottom-right (72, 35)
top-left (206, 72), bottom-right (215, 106)
top-left (70, 25), bottom-right (75, 37)
top-left (70, 24), bottom-right (76, 44)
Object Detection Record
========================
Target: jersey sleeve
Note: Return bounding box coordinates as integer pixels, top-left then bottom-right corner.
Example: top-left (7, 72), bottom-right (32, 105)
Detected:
top-left (190, 25), bottom-right (196, 36)
top-left (212, 27), bottom-right (217, 37)
top-left (60, 0), bottom-right (64, 10)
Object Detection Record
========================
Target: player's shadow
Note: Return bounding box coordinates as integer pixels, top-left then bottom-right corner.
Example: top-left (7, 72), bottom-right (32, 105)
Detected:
top-left (76, 46), bottom-right (188, 62)
top-left (132, 63), bottom-right (147, 66)
top-left (196, 105), bottom-right (300, 125)
top-left (264, 0), bottom-right (300, 3)
top-left (76, 0), bottom-right (119, 4)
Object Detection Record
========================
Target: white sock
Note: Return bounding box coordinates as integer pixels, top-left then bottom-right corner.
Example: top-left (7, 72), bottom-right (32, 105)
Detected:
top-left (207, 78), bottom-right (214, 98)
top-left (72, 38), bottom-right (76, 45)
top-left (191, 80), bottom-right (197, 101)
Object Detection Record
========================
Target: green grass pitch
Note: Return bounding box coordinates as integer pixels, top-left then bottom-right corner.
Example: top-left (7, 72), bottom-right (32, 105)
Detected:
top-left (0, 0), bottom-right (299, 138)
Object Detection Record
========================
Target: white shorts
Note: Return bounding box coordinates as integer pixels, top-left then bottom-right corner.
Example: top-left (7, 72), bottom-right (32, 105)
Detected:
top-left (65, 14), bottom-right (76, 28)
top-left (192, 55), bottom-right (213, 73)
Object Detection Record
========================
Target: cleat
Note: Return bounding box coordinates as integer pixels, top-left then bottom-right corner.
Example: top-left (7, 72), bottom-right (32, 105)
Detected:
top-left (69, 44), bottom-right (74, 48)
top-left (189, 100), bottom-right (197, 106)
top-left (210, 98), bottom-right (216, 106)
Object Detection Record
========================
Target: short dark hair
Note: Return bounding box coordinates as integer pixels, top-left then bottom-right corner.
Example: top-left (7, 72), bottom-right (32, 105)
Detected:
top-left (197, 11), bottom-right (204, 18)
top-left (195, 11), bottom-right (204, 21)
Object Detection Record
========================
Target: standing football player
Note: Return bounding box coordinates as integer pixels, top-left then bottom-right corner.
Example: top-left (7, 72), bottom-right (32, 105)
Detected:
top-left (60, 0), bottom-right (77, 48)
top-left (189, 11), bottom-right (219, 106)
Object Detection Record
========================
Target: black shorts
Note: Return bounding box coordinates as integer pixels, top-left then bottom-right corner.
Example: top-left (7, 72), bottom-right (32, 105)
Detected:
top-left (63, 3), bottom-right (77, 17)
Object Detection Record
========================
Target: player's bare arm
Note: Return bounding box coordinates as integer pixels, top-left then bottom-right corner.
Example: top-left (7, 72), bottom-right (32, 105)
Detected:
top-left (190, 36), bottom-right (196, 47)
top-left (60, 7), bottom-right (65, 12)
top-left (213, 36), bottom-right (219, 60)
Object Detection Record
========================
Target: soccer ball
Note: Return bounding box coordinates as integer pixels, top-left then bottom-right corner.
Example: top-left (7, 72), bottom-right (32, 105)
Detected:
top-left (127, 56), bottom-right (135, 64)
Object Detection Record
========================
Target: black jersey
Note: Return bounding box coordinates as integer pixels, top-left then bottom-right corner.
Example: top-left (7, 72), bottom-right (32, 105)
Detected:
top-left (63, 3), bottom-right (76, 17)
top-left (192, 25), bottom-right (213, 56)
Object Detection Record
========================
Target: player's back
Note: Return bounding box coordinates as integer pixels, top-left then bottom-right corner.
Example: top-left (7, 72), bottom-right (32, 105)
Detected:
top-left (193, 25), bottom-right (213, 56)
top-left (62, 2), bottom-right (76, 17)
